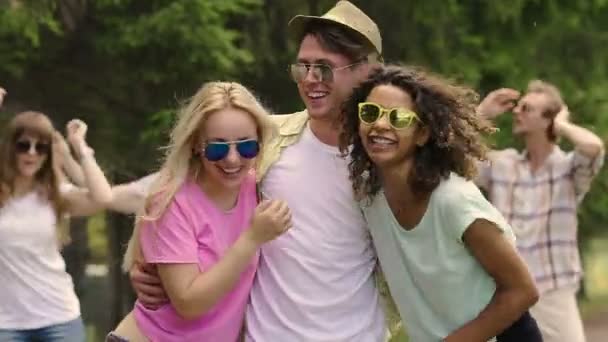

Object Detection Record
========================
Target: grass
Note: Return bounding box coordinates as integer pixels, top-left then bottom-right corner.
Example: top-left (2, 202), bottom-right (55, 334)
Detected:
top-left (580, 237), bottom-right (608, 319)
top-left (87, 213), bottom-right (108, 263)
top-left (86, 325), bottom-right (98, 342)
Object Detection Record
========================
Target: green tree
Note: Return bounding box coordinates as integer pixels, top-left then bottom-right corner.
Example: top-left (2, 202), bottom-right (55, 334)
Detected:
top-left (1, 0), bottom-right (263, 175)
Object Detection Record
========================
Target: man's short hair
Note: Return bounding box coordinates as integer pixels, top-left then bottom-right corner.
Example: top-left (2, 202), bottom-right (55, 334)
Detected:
top-left (297, 20), bottom-right (380, 64)
top-left (527, 79), bottom-right (564, 141)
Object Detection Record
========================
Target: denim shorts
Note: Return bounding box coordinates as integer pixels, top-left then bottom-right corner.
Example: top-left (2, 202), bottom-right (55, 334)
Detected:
top-left (0, 317), bottom-right (86, 342)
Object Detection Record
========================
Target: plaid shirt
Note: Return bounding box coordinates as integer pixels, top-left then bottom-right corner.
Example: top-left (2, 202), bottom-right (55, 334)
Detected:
top-left (476, 146), bottom-right (604, 294)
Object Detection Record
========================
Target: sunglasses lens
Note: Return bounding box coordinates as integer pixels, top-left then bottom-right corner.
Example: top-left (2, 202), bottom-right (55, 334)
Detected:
top-left (319, 65), bottom-right (333, 82)
top-left (359, 104), bottom-right (380, 124)
top-left (390, 109), bottom-right (414, 129)
top-left (290, 64), bottom-right (332, 83)
top-left (36, 143), bottom-right (50, 154)
top-left (204, 143), bottom-right (229, 161)
top-left (15, 141), bottom-right (30, 153)
top-left (290, 64), bottom-right (306, 82)
top-left (236, 140), bottom-right (259, 159)
top-left (15, 140), bottom-right (50, 155)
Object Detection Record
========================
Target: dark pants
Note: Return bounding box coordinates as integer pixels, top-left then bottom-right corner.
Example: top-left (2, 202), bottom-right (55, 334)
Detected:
top-left (497, 310), bottom-right (543, 341)
top-left (105, 332), bottom-right (129, 342)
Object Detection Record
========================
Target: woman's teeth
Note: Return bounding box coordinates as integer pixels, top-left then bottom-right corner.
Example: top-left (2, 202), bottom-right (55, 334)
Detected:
top-left (220, 167), bottom-right (240, 174)
top-left (370, 136), bottom-right (396, 145)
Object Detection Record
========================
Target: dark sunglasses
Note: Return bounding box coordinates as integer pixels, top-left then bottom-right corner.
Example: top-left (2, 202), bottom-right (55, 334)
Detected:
top-left (15, 140), bottom-right (50, 155)
top-left (358, 102), bottom-right (420, 129)
top-left (201, 139), bottom-right (259, 162)
top-left (289, 61), bottom-right (363, 83)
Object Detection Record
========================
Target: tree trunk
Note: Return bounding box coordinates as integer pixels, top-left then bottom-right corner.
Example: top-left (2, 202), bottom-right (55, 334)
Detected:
top-left (62, 216), bottom-right (90, 298)
top-left (107, 174), bottom-right (137, 327)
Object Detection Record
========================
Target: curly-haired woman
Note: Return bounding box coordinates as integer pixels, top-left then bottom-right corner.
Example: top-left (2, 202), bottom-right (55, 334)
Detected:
top-left (339, 65), bottom-right (542, 342)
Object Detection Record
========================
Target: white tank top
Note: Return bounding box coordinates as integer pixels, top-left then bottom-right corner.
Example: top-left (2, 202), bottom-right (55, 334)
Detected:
top-left (0, 190), bottom-right (80, 329)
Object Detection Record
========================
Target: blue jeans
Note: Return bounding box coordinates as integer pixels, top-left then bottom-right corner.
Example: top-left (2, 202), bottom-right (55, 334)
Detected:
top-left (0, 317), bottom-right (86, 342)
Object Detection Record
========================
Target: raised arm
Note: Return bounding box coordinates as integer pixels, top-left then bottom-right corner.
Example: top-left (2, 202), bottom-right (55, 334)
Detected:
top-left (553, 106), bottom-right (604, 158)
top-left (108, 173), bottom-right (158, 214)
top-left (61, 119), bottom-right (114, 216)
top-left (474, 88), bottom-right (522, 190)
top-left (53, 131), bottom-right (86, 186)
top-left (476, 88), bottom-right (521, 121)
top-left (0, 87), bottom-right (6, 108)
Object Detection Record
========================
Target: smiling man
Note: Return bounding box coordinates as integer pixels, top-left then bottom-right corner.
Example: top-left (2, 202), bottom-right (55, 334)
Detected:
top-left (126, 1), bottom-right (389, 341)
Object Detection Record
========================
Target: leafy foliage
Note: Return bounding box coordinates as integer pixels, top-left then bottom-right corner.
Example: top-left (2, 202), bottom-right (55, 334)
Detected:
top-left (1, 0), bottom-right (606, 234)
top-left (2, 1), bottom-right (606, 340)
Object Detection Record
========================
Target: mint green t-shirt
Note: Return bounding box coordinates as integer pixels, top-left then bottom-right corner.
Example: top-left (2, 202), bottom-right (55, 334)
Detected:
top-left (362, 173), bottom-right (515, 342)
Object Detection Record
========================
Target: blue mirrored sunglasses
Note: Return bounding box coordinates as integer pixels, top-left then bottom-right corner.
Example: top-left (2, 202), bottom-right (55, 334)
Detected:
top-left (201, 139), bottom-right (259, 162)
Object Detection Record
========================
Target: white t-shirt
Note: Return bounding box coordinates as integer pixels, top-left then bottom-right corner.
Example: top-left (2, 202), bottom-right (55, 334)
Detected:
top-left (362, 174), bottom-right (515, 341)
top-left (0, 189), bottom-right (80, 329)
top-left (245, 124), bottom-right (386, 341)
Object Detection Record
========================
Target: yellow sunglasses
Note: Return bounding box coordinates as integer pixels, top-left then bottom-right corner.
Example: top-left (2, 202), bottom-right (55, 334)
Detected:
top-left (358, 102), bottom-right (420, 129)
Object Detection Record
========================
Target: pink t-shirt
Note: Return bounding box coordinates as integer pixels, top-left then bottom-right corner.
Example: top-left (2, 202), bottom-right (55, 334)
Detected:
top-left (134, 173), bottom-right (258, 342)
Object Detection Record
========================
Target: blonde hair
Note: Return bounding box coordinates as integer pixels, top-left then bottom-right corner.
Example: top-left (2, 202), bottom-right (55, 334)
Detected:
top-left (527, 80), bottom-right (564, 141)
top-left (122, 82), bottom-right (276, 270)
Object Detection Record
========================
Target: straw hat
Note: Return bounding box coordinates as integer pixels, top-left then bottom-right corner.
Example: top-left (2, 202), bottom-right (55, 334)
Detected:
top-left (288, 1), bottom-right (382, 59)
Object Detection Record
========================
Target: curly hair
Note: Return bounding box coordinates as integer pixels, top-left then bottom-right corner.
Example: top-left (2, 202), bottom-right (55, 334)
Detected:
top-left (339, 64), bottom-right (496, 200)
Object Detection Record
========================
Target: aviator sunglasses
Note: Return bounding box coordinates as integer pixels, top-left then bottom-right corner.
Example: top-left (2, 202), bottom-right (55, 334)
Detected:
top-left (289, 61), bottom-right (363, 83)
top-left (201, 139), bottom-right (259, 162)
top-left (15, 140), bottom-right (50, 155)
top-left (358, 102), bottom-right (421, 129)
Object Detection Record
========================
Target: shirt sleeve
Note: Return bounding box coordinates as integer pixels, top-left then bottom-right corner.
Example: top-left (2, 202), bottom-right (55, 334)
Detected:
top-left (473, 149), bottom-right (514, 192)
top-left (139, 195), bottom-right (199, 264)
top-left (570, 149), bottom-right (605, 202)
top-left (439, 180), bottom-right (515, 244)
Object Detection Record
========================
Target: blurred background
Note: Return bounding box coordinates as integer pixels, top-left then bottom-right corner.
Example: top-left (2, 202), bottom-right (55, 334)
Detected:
top-left (0, 0), bottom-right (607, 341)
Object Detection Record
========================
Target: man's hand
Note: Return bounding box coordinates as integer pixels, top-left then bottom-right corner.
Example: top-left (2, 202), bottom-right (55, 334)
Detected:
top-left (553, 105), bottom-right (570, 136)
top-left (130, 261), bottom-right (169, 310)
top-left (0, 87), bottom-right (7, 108)
top-left (477, 88), bottom-right (521, 120)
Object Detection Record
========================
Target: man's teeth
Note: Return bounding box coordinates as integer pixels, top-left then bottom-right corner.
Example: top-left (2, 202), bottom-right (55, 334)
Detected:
top-left (308, 92), bottom-right (327, 99)
top-left (370, 136), bottom-right (396, 144)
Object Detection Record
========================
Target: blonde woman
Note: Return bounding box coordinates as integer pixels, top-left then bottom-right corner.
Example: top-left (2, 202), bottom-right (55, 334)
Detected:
top-left (0, 111), bottom-right (113, 342)
top-left (109, 82), bottom-right (292, 342)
